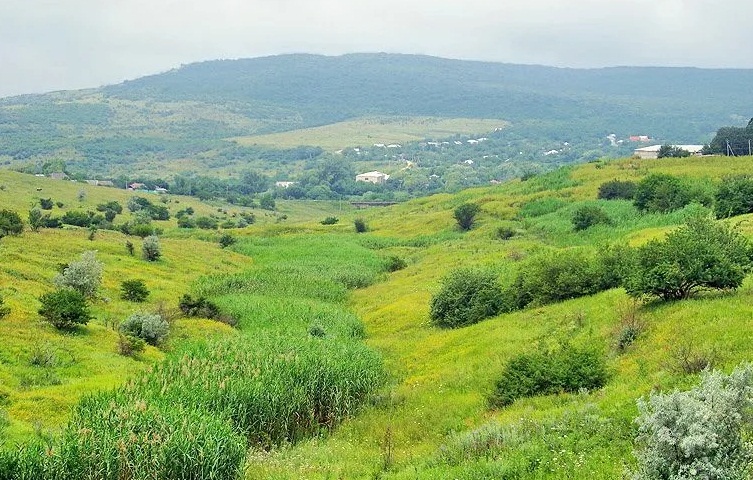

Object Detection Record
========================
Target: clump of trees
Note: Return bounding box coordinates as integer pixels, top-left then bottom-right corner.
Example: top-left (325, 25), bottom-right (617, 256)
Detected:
top-left (625, 215), bottom-right (752, 300)
top-left (705, 117), bottom-right (753, 155)
top-left (429, 268), bottom-right (503, 328)
top-left (489, 343), bottom-right (608, 407)
top-left (597, 180), bottom-right (636, 200)
top-left (633, 174), bottom-right (693, 213)
top-left (657, 145), bottom-right (690, 158)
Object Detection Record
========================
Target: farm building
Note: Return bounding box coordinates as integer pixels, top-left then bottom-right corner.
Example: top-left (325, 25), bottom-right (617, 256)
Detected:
top-left (355, 171), bottom-right (390, 184)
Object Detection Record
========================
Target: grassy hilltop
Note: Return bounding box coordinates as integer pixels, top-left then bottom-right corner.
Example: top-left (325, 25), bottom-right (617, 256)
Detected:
top-left (2, 155), bottom-right (753, 478)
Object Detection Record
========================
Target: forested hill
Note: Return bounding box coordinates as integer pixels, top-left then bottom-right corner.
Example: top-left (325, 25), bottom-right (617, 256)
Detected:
top-left (2, 53), bottom-right (753, 181)
top-left (103, 53), bottom-right (753, 137)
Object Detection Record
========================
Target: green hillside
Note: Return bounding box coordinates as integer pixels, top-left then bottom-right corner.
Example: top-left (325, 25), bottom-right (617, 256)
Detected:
top-left (3, 155), bottom-right (753, 478)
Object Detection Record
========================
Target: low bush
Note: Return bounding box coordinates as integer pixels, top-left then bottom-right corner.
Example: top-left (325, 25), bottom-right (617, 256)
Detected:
top-left (142, 235), bottom-right (161, 261)
top-left (354, 218), bottom-right (368, 233)
top-left (571, 204), bottom-right (612, 231)
top-left (119, 312), bottom-right (169, 345)
top-left (495, 226), bottom-right (517, 240)
top-left (0, 209), bottom-right (23, 238)
top-left (715, 175), bottom-right (753, 218)
top-left (489, 344), bottom-right (608, 407)
top-left (384, 255), bottom-right (407, 272)
top-left (430, 268), bottom-right (503, 328)
top-left (454, 203), bottom-right (481, 231)
top-left (597, 180), bottom-right (637, 200)
top-left (633, 173), bottom-right (693, 213)
top-left (39, 197), bottom-right (54, 210)
top-left (179, 294), bottom-right (221, 319)
top-left (632, 364), bottom-right (753, 480)
top-left (219, 233), bottom-right (236, 248)
top-left (117, 334), bottom-right (146, 356)
top-left (120, 279), bottom-right (149, 302)
top-left (195, 216), bottom-right (218, 230)
top-left (38, 289), bottom-right (91, 329)
top-left (321, 216), bottom-right (339, 225)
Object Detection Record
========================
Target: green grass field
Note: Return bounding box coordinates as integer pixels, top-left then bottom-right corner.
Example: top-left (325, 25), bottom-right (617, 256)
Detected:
top-left (232, 116), bottom-right (507, 151)
top-left (4, 155), bottom-right (753, 478)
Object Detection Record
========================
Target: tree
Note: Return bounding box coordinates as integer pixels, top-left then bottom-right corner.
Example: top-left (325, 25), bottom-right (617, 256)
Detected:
top-left (28, 208), bottom-right (45, 232)
top-left (0, 210), bottom-right (23, 239)
top-left (142, 236), bottom-right (162, 261)
top-left (53, 251), bottom-right (103, 298)
top-left (429, 268), bottom-right (503, 328)
top-left (218, 234), bottom-right (236, 248)
top-left (714, 175), bottom-right (753, 218)
top-left (657, 144), bottom-right (691, 158)
top-left (633, 174), bottom-right (692, 213)
top-left (39, 198), bottom-right (54, 210)
top-left (626, 216), bottom-right (753, 300)
top-left (119, 312), bottom-right (169, 345)
top-left (454, 203), bottom-right (481, 231)
top-left (38, 289), bottom-right (91, 329)
top-left (259, 194), bottom-right (276, 210)
top-left (597, 180), bottom-right (637, 200)
top-left (354, 218), bottom-right (368, 233)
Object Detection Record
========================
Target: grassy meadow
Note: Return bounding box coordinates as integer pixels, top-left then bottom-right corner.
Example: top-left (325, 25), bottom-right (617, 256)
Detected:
top-left (232, 116), bottom-right (506, 151)
top-left (3, 155), bottom-right (753, 477)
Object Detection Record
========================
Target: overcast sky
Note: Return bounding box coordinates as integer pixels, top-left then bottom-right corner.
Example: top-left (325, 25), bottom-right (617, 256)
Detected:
top-left (1, 0), bottom-right (752, 98)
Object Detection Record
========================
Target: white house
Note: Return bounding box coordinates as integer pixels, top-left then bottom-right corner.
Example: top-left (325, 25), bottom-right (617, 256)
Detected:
top-left (275, 181), bottom-right (297, 188)
top-left (355, 171), bottom-right (390, 184)
top-left (633, 145), bottom-right (704, 159)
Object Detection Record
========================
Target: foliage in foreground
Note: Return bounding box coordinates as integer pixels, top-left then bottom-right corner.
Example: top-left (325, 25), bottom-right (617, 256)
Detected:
top-left (429, 267), bottom-right (503, 328)
top-left (632, 363), bottom-right (753, 480)
top-left (489, 343), bottom-right (608, 407)
top-left (625, 216), bottom-right (753, 300)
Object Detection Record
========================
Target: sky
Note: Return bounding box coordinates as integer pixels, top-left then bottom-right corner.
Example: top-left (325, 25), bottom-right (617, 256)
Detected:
top-left (2, 0), bottom-right (752, 98)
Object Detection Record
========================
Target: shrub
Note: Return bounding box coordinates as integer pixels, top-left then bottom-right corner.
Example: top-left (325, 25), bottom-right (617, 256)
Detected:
top-left (27, 208), bottom-right (44, 232)
top-left (259, 194), bottom-right (276, 210)
top-left (633, 173), bottom-right (693, 213)
top-left (489, 344), bottom-right (608, 407)
top-left (142, 235), bottom-right (162, 261)
top-left (429, 268), bottom-right (503, 328)
top-left (625, 216), bottom-right (753, 300)
top-left (321, 216), bottom-right (339, 225)
top-left (354, 218), bottom-right (368, 233)
top-left (120, 279), bottom-right (149, 302)
top-left (454, 203), bottom-right (481, 231)
top-left (384, 255), bottom-right (407, 272)
top-left (53, 251), bottom-right (103, 298)
top-left (597, 180), bottom-right (637, 200)
top-left (38, 289), bottom-right (91, 329)
top-left (179, 294), bottom-right (221, 319)
top-left (219, 233), bottom-right (236, 248)
top-left (117, 334), bottom-right (146, 356)
top-left (657, 144), bottom-right (691, 158)
top-left (125, 240), bottom-right (134, 256)
top-left (127, 196), bottom-right (152, 212)
top-left (39, 198), bottom-right (53, 210)
top-left (177, 216), bottom-right (196, 228)
top-left (715, 175), bottom-right (753, 219)
top-left (495, 226), bottom-right (516, 240)
top-left (96, 200), bottom-right (123, 214)
top-left (0, 295), bottom-right (10, 319)
top-left (195, 216), bottom-right (218, 230)
top-left (571, 205), bottom-right (612, 231)
top-left (612, 300), bottom-right (644, 353)
top-left (119, 312), bottom-right (169, 345)
top-left (60, 210), bottom-right (95, 227)
top-left (0, 209), bottom-right (23, 238)
top-left (632, 364), bottom-right (753, 480)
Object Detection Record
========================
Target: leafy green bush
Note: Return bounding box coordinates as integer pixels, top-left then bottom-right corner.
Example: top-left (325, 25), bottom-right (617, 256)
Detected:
top-left (489, 344), bottom-right (608, 407)
top-left (657, 144), bottom-right (691, 158)
top-left (0, 209), bottom-right (23, 239)
top-left (142, 235), bottom-right (161, 261)
top-left (39, 197), bottom-right (54, 210)
top-left (429, 268), bottom-right (503, 328)
top-left (354, 218), bottom-right (368, 233)
top-left (597, 180), bottom-right (637, 200)
top-left (38, 289), bottom-right (91, 329)
top-left (119, 312), bottom-right (169, 345)
top-left (179, 294), bottom-right (221, 319)
top-left (625, 216), bottom-right (753, 300)
top-left (218, 233), bottom-right (236, 248)
top-left (506, 247), bottom-right (626, 310)
top-left (195, 216), bottom-right (218, 230)
top-left (454, 203), bottom-right (481, 231)
top-left (715, 175), bottom-right (753, 219)
top-left (384, 255), bottom-right (407, 272)
top-left (634, 173), bottom-right (693, 213)
top-left (120, 279), bottom-right (149, 302)
top-left (53, 251), bottom-right (103, 298)
top-left (571, 205), bottom-right (612, 231)
top-left (320, 216), bottom-right (339, 225)
top-left (117, 334), bottom-right (146, 356)
top-left (495, 226), bottom-right (517, 240)
top-left (632, 364), bottom-right (753, 480)
top-left (259, 193), bottom-right (276, 210)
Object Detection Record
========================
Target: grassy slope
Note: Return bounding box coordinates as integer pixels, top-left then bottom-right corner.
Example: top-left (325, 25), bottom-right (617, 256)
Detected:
top-left (232, 117), bottom-right (506, 151)
top-left (0, 171), bottom-right (350, 444)
top-left (244, 155), bottom-right (753, 478)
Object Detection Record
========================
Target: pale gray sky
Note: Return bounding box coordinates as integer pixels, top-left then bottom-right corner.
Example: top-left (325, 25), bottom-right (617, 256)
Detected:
top-left (1, 0), bottom-right (751, 98)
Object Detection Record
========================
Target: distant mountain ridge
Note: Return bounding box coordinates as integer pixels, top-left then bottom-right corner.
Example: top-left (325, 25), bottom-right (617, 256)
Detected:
top-left (1, 53), bottom-right (752, 178)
